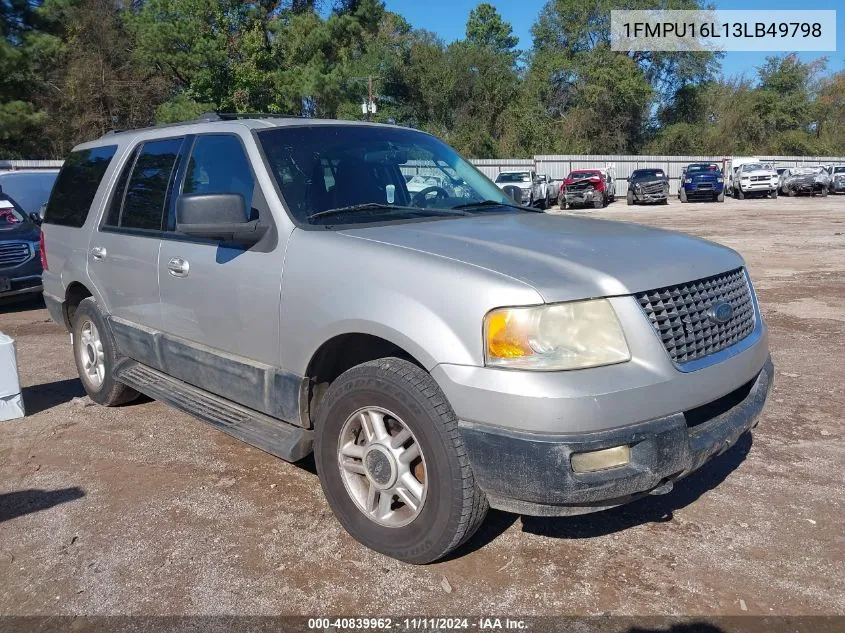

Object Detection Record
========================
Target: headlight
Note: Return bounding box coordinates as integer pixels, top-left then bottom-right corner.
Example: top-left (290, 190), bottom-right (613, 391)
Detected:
top-left (684, 178), bottom-right (692, 184)
top-left (30, 239), bottom-right (40, 252)
top-left (717, 177), bottom-right (724, 183)
top-left (741, 176), bottom-right (749, 180)
top-left (484, 300), bottom-right (630, 371)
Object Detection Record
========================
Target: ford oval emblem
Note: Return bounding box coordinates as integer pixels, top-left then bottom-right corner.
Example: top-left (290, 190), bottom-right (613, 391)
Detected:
top-left (708, 302), bottom-right (734, 324)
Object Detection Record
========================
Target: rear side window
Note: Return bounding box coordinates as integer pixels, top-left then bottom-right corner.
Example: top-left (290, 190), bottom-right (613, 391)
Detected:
top-left (44, 145), bottom-right (117, 227)
top-left (106, 138), bottom-right (182, 231)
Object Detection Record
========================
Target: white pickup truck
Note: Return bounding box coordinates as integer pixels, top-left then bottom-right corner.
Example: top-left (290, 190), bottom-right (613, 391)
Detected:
top-left (494, 170), bottom-right (544, 208)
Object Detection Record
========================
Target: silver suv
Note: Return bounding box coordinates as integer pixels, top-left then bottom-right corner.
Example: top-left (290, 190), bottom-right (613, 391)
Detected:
top-left (41, 115), bottom-right (773, 563)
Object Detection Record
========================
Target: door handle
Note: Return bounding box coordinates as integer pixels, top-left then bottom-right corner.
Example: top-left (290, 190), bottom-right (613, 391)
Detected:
top-left (167, 257), bottom-right (190, 278)
top-left (90, 246), bottom-right (107, 261)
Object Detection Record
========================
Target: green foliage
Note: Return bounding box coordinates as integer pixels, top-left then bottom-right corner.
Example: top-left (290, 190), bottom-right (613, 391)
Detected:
top-left (2, 0), bottom-right (845, 158)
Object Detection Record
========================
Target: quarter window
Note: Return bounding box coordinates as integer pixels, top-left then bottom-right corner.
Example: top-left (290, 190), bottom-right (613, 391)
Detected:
top-left (44, 145), bottom-right (117, 227)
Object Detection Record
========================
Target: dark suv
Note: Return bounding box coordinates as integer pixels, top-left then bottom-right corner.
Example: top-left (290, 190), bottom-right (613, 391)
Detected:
top-left (626, 168), bottom-right (669, 205)
top-left (0, 192), bottom-right (43, 300)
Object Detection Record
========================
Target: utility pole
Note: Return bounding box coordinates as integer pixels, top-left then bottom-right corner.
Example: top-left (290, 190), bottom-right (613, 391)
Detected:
top-left (353, 75), bottom-right (379, 121)
top-left (367, 76), bottom-right (374, 122)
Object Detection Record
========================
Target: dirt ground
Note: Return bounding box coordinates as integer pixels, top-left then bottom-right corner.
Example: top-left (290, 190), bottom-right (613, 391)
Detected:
top-left (1, 194), bottom-right (843, 617)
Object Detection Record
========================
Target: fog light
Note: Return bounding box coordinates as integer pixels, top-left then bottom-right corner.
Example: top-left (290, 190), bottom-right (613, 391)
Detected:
top-left (571, 445), bottom-right (631, 473)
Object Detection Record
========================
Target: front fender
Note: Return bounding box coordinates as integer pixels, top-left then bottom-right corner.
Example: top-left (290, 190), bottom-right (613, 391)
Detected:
top-left (278, 228), bottom-right (542, 376)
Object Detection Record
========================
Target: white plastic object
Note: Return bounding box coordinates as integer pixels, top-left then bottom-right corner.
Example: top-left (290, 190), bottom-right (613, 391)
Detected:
top-left (0, 332), bottom-right (25, 420)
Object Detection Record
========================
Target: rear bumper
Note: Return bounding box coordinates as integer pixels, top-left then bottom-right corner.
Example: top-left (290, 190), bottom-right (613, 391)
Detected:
top-left (43, 291), bottom-right (67, 329)
top-left (459, 356), bottom-right (773, 516)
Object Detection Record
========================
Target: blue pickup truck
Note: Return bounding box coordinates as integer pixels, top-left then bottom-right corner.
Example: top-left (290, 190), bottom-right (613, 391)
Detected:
top-left (679, 163), bottom-right (725, 203)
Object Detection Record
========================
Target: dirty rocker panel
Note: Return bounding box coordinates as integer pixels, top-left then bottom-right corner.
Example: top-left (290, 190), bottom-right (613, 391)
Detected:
top-left (108, 316), bottom-right (307, 427)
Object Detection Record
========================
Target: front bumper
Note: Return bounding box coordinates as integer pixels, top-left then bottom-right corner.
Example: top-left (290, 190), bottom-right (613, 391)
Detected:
top-left (459, 356), bottom-right (773, 516)
top-left (1, 251), bottom-right (43, 298)
top-left (564, 190), bottom-right (598, 205)
top-left (739, 180), bottom-right (777, 192)
top-left (683, 183), bottom-right (723, 199)
top-left (631, 190), bottom-right (667, 203)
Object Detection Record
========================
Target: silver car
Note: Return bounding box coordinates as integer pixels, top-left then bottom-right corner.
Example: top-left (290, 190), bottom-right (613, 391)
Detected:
top-left (41, 115), bottom-right (773, 563)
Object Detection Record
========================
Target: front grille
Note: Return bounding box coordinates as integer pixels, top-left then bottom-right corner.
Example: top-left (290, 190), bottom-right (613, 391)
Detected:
top-left (750, 176), bottom-right (770, 182)
top-left (641, 182), bottom-right (665, 194)
top-left (694, 182), bottom-right (714, 190)
top-left (0, 242), bottom-right (32, 267)
top-left (636, 268), bottom-right (756, 364)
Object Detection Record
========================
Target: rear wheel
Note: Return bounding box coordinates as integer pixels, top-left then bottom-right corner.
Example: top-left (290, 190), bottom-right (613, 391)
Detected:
top-left (314, 358), bottom-right (488, 564)
top-left (72, 297), bottom-right (139, 406)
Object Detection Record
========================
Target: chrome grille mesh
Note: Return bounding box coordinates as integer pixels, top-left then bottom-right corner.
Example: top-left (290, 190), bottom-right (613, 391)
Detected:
top-left (636, 268), bottom-right (756, 364)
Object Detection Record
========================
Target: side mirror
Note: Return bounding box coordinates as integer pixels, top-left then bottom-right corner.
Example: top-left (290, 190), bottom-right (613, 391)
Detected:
top-left (29, 211), bottom-right (42, 225)
top-left (176, 193), bottom-right (267, 245)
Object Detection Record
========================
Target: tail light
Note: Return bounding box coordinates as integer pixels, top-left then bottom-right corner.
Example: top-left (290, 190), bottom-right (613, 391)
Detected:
top-left (39, 231), bottom-right (48, 271)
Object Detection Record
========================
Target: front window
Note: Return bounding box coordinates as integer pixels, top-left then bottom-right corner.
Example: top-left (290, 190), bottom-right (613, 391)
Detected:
top-left (568, 171), bottom-right (599, 180)
top-left (834, 167), bottom-right (845, 174)
top-left (741, 163), bottom-right (767, 172)
top-left (687, 164), bottom-right (720, 174)
top-left (495, 172), bottom-right (531, 183)
top-left (632, 169), bottom-right (664, 179)
top-left (258, 126), bottom-right (516, 226)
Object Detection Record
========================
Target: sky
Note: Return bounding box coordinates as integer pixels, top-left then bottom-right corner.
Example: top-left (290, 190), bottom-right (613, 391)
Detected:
top-left (382, 0), bottom-right (844, 81)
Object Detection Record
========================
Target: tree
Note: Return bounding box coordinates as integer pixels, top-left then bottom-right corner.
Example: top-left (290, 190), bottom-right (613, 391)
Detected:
top-left (465, 3), bottom-right (518, 54)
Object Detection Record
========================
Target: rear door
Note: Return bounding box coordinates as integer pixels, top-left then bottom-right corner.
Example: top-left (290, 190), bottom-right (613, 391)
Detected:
top-left (88, 136), bottom-right (185, 330)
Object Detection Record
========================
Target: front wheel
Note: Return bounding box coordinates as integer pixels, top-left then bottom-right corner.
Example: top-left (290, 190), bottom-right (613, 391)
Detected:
top-left (313, 358), bottom-right (488, 564)
top-left (72, 297), bottom-right (139, 406)
top-left (626, 190), bottom-right (634, 206)
top-left (770, 189), bottom-right (778, 199)
top-left (717, 191), bottom-right (725, 202)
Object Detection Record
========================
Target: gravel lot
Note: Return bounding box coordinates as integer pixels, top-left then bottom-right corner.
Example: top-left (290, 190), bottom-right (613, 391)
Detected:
top-left (1, 194), bottom-right (843, 617)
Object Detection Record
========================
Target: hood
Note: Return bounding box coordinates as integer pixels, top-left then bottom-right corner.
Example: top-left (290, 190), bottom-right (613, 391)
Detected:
top-left (0, 219), bottom-right (39, 241)
top-left (739, 169), bottom-right (776, 177)
top-left (630, 174), bottom-right (668, 184)
top-left (496, 181), bottom-right (531, 191)
top-left (340, 213), bottom-right (743, 303)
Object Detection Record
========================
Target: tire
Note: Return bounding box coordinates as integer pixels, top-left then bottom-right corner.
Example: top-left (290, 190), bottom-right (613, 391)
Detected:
top-left (737, 188), bottom-right (745, 200)
top-left (717, 191), bottom-right (725, 202)
top-left (72, 297), bottom-right (139, 406)
top-left (660, 198), bottom-right (668, 205)
top-left (788, 188), bottom-right (797, 197)
top-left (626, 190), bottom-right (634, 206)
top-left (679, 189), bottom-right (687, 203)
top-left (770, 189), bottom-right (778, 199)
top-left (593, 196), bottom-right (604, 209)
top-left (313, 358), bottom-right (488, 564)
top-left (820, 188), bottom-right (828, 197)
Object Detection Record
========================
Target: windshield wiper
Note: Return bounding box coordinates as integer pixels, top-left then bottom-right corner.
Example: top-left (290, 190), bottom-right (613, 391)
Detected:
top-left (307, 203), bottom-right (469, 221)
top-left (451, 199), bottom-right (543, 213)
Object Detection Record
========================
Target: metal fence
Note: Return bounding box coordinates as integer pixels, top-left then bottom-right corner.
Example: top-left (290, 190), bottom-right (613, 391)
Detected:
top-left (477, 155), bottom-right (845, 195)
top-left (4, 155), bottom-right (844, 196)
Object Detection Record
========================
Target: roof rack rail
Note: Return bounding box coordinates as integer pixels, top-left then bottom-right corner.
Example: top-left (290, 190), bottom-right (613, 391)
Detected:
top-left (100, 111), bottom-right (304, 138)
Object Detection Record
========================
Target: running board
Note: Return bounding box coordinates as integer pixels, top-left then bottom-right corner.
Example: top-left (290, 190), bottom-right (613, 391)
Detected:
top-left (114, 359), bottom-right (313, 462)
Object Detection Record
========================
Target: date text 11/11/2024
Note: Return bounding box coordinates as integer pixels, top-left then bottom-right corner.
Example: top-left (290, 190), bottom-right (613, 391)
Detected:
top-left (307, 618), bottom-right (528, 630)
top-left (622, 21), bottom-right (823, 39)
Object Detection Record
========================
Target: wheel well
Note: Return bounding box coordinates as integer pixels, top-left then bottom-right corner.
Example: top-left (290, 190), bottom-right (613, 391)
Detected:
top-left (304, 333), bottom-right (423, 427)
top-left (64, 282), bottom-right (92, 328)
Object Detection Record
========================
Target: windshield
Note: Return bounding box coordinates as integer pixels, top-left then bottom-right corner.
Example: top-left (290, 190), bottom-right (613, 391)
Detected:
top-left (632, 169), bottom-right (664, 178)
top-left (495, 172), bottom-right (530, 183)
top-left (687, 164), bottom-right (720, 174)
top-left (258, 126), bottom-right (516, 226)
top-left (741, 163), bottom-right (767, 172)
top-left (0, 171), bottom-right (58, 214)
top-left (0, 197), bottom-right (26, 224)
top-left (568, 171), bottom-right (599, 180)
top-left (835, 167), bottom-right (845, 174)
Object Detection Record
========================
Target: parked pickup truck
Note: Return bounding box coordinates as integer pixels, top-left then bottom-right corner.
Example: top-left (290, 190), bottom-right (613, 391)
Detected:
top-left (537, 174), bottom-right (560, 208)
top-left (560, 168), bottom-right (614, 209)
top-left (680, 163), bottom-right (725, 203)
top-left (830, 166), bottom-right (845, 194)
top-left (626, 168), bottom-right (669, 205)
top-left (733, 162), bottom-right (778, 199)
top-left (41, 116), bottom-right (773, 564)
top-left (494, 170), bottom-right (544, 208)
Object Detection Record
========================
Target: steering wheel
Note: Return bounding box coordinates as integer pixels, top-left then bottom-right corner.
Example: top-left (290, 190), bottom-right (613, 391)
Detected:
top-left (412, 186), bottom-right (450, 206)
